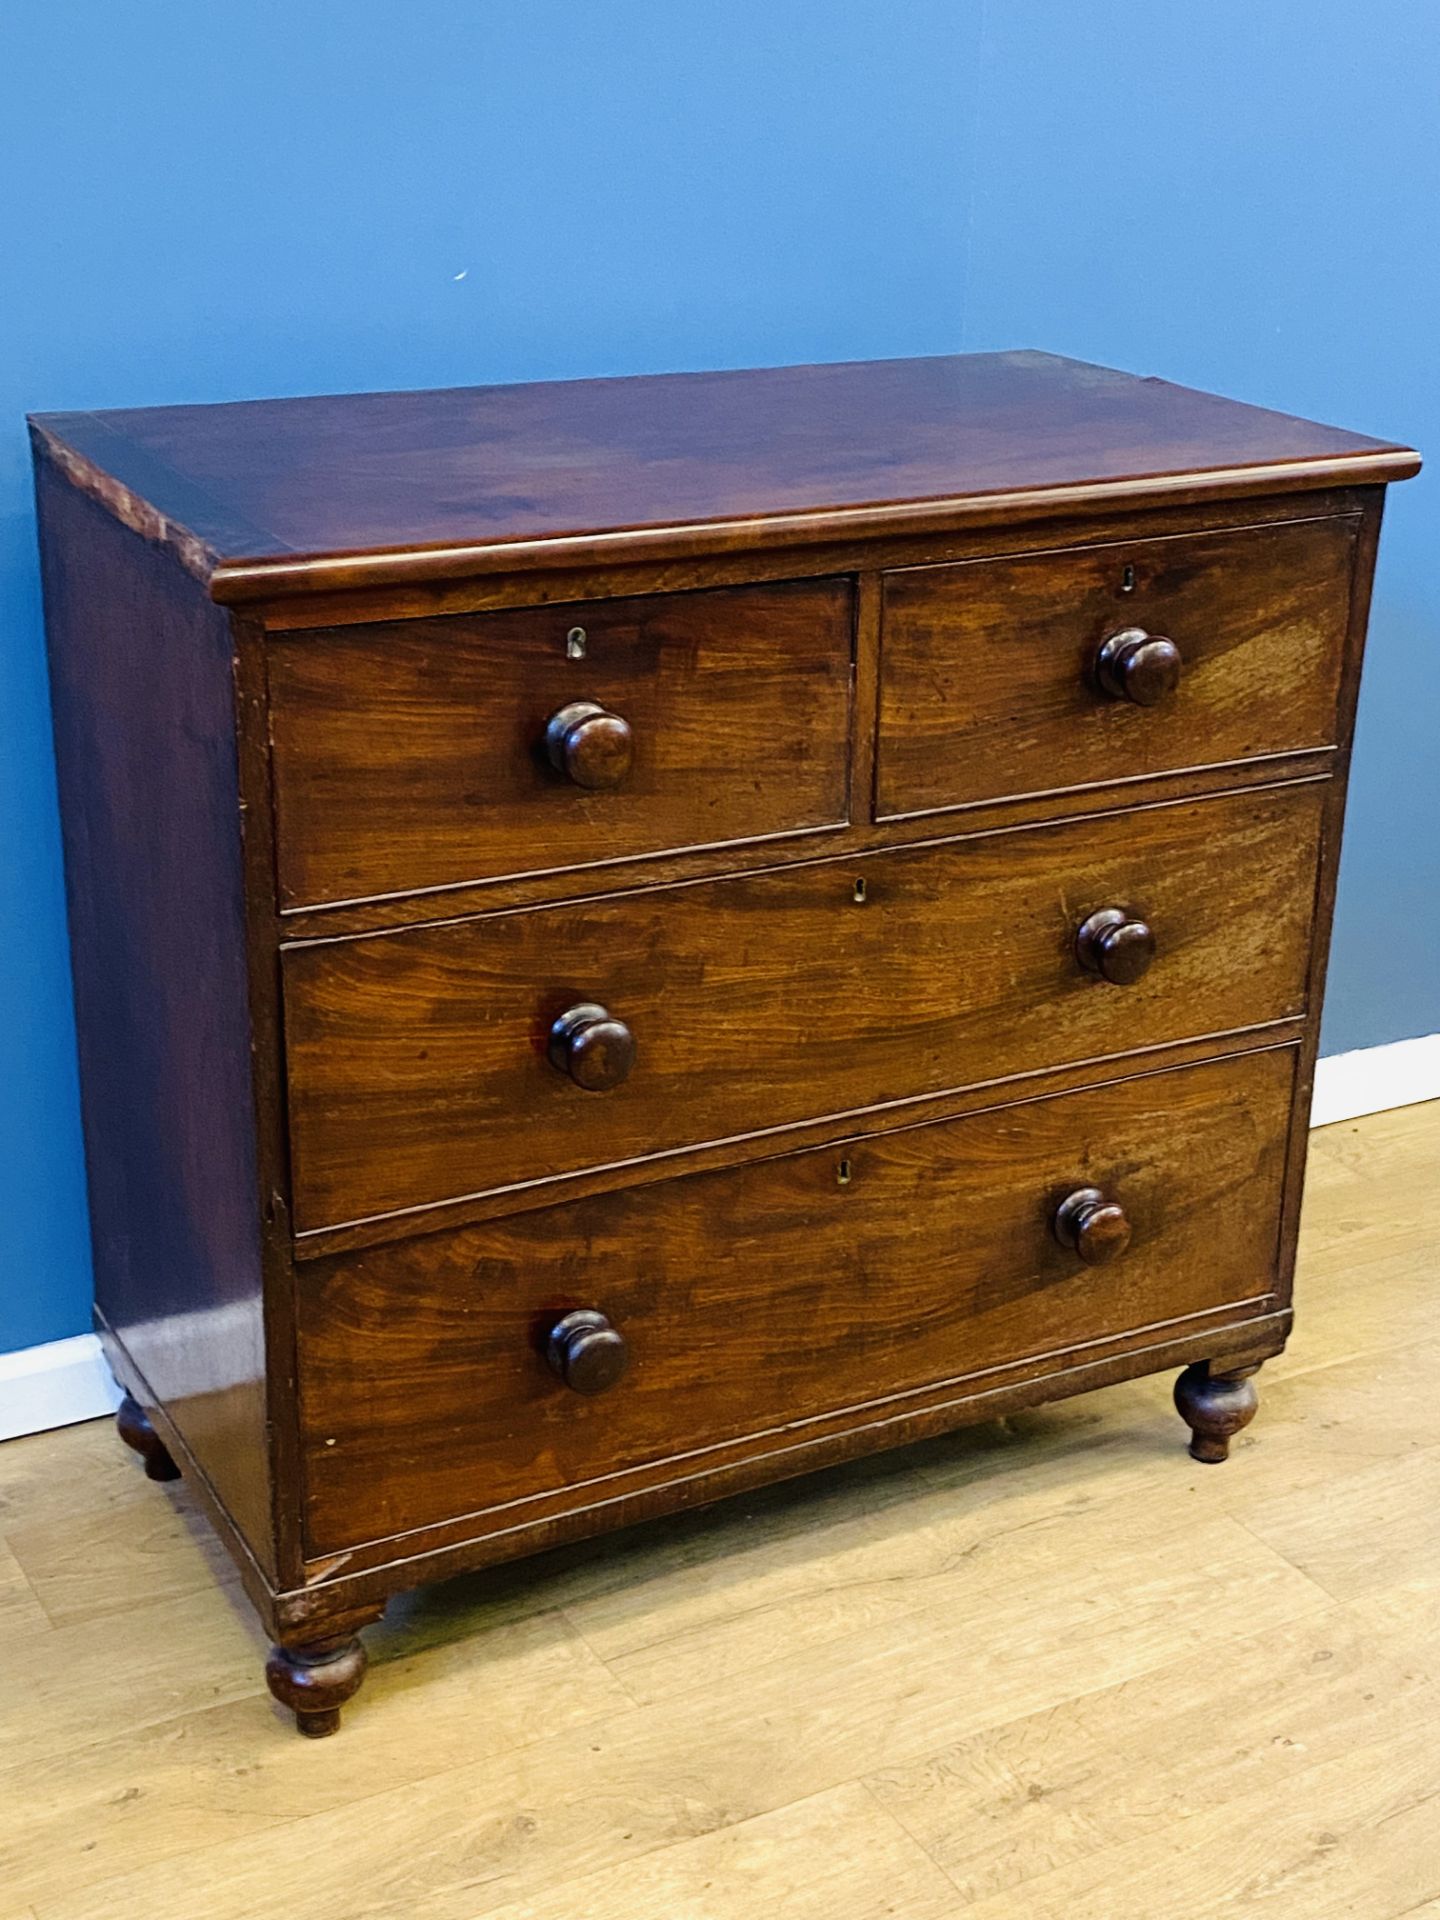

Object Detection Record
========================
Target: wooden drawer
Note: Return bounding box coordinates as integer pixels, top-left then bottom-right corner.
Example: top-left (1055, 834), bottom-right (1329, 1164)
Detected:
top-left (876, 515), bottom-right (1357, 819)
top-left (268, 578), bottom-right (854, 907)
top-left (283, 781), bottom-right (1323, 1234)
top-left (297, 1047), bottom-right (1294, 1554)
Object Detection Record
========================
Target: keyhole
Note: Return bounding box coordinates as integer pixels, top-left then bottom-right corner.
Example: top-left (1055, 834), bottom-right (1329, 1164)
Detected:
top-left (852, 877), bottom-right (868, 904)
top-left (836, 1158), bottom-right (853, 1186)
top-left (1120, 564), bottom-right (1136, 594)
top-left (566, 627), bottom-right (587, 659)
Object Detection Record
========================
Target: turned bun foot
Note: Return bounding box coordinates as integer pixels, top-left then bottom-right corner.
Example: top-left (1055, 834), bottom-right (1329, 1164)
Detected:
top-left (265, 1636), bottom-right (369, 1737)
top-left (115, 1392), bottom-right (180, 1481)
top-left (1174, 1360), bottom-right (1261, 1464)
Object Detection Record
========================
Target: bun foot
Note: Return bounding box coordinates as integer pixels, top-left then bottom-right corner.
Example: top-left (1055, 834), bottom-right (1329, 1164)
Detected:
top-left (1174, 1360), bottom-right (1261, 1464)
top-left (266, 1636), bottom-right (369, 1737)
top-left (115, 1392), bottom-right (180, 1481)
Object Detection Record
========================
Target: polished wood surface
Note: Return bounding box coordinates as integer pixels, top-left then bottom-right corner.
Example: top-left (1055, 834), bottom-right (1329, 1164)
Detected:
top-left (547, 1001), bottom-right (638, 1092)
top-left (1051, 1186), bottom-right (1133, 1265)
top-left (546, 1309), bottom-right (632, 1397)
top-left (259, 486), bottom-right (1370, 945)
top-left (1074, 904), bottom-right (1157, 985)
top-left (877, 512), bottom-right (1357, 819)
top-left (113, 1395), bottom-right (178, 1483)
top-left (1094, 625), bottom-right (1184, 705)
top-left (1, 1101), bottom-right (1436, 1917)
top-left (262, 1636), bottom-right (368, 1740)
top-left (544, 700), bottom-right (634, 790)
top-left (283, 783), bottom-right (1323, 1234)
top-left (30, 352), bottom-right (1413, 1734)
top-left (295, 1048), bottom-right (1292, 1554)
top-left (267, 578), bottom-right (854, 906)
top-left (29, 353), bottom-right (1417, 604)
top-left (34, 467), bottom-right (273, 1567)
top-left (1174, 1358), bottom-right (1264, 1464)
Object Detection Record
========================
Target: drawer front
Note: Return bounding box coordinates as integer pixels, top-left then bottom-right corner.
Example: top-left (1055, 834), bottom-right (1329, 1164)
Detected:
top-left (268, 578), bottom-right (854, 907)
top-left (297, 1048), bottom-right (1294, 1554)
top-left (283, 782), bottom-right (1322, 1233)
top-left (877, 515), bottom-right (1356, 819)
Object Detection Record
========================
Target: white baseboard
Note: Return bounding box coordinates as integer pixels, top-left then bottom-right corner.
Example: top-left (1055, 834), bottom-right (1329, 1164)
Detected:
top-left (0, 1333), bottom-right (121, 1444)
top-left (1, 1033), bottom-right (1437, 1446)
top-left (1310, 1033), bottom-right (1440, 1128)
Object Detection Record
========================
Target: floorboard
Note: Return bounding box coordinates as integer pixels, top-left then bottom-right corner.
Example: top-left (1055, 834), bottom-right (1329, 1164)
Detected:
top-left (3, 1103), bottom-right (1438, 1919)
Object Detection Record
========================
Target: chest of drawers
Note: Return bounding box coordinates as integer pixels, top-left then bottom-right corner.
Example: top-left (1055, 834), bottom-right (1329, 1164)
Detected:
top-left (31, 352), bottom-right (1417, 1735)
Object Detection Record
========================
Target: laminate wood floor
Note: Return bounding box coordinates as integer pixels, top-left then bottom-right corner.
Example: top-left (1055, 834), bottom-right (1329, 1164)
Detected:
top-left (2, 1103), bottom-right (1438, 1920)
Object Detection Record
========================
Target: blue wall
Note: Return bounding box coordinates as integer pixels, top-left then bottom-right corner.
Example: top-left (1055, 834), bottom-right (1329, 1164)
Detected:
top-left (3, 3), bottom-right (1435, 1354)
top-left (958, 1), bottom-right (1439, 1058)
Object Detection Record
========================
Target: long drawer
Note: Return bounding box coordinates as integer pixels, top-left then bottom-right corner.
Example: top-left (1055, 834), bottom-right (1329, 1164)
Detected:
top-left (282, 782), bottom-right (1324, 1233)
top-left (296, 1047), bottom-right (1295, 1554)
top-left (268, 577), bottom-right (855, 906)
top-left (876, 514), bottom-right (1356, 819)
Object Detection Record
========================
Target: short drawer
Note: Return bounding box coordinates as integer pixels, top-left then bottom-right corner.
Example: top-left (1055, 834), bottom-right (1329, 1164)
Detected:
top-left (296, 1047), bottom-right (1294, 1555)
top-left (876, 515), bottom-right (1356, 819)
top-left (282, 781), bottom-right (1322, 1234)
top-left (268, 578), bottom-right (854, 907)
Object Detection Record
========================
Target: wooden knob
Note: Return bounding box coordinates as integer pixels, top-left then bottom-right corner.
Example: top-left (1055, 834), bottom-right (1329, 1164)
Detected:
top-left (547, 1309), bottom-right (629, 1394)
top-left (1095, 628), bottom-right (1182, 706)
top-left (548, 1002), bottom-right (635, 1090)
top-left (1075, 906), bottom-right (1156, 985)
top-left (545, 701), bottom-right (633, 789)
top-left (1054, 1187), bottom-right (1132, 1265)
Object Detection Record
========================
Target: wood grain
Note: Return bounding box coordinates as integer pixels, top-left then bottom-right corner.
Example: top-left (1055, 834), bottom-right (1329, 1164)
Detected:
top-left (877, 512), bottom-right (1357, 818)
top-left (253, 482), bottom-right (1373, 638)
top-left (4, 1099), bottom-right (1438, 1919)
top-left (2, 1490), bottom-right (245, 1631)
top-left (268, 578), bottom-right (854, 906)
top-left (0, 1608), bottom-right (630, 1908)
top-left (952, 1721), bottom-right (1440, 1920)
top-left (33, 464), bottom-right (274, 1569)
top-left (283, 783), bottom-right (1324, 1232)
top-left (296, 1048), bottom-right (1292, 1554)
top-left (0, 1536), bottom-right (47, 1643)
top-left (8, 1515), bottom-right (1328, 1920)
top-left (866, 1603), bottom-right (1434, 1905)
top-left (29, 350), bottom-right (1413, 1744)
top-left (28, 353), bottom-right (1417, 604)
top-left (552, 1336), bottom-right (1440, 1710)
top-left (1238, 1445), bottom-right (1440, 1603)
top-left (0, 1588), bottom-right (265, 1773)
top-left (471, 1782), bottom-right (961, 1920)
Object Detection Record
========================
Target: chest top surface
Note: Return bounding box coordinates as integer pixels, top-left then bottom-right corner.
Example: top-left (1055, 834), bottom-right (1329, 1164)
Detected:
top-left (29, 352), bottom-right (1417, 605)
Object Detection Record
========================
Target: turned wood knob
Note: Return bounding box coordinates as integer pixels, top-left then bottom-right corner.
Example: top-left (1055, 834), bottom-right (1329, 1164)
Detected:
top-left (544, 700), bottom-right (633, 789)
top-left (1053, 1187), bottom-right (1132, 1265)
top-left (547, 1308), bottom-right (629, 1394)
top-left (548, 1002), bottom-right (635, 1090)
top-left (1095, 627), bottom-right (1182, 706)
top-left (1075, 905), bottom-right (1156, 985)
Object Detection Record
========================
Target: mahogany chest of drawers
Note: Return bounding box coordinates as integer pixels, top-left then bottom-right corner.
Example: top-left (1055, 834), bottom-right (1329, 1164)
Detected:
top-left (31, 353), bottom-right (1418, 1734)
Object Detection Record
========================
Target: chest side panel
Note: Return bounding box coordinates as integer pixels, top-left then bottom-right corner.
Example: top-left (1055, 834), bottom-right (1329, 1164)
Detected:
top-left (35, 460), bottom-right (274, 1572)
